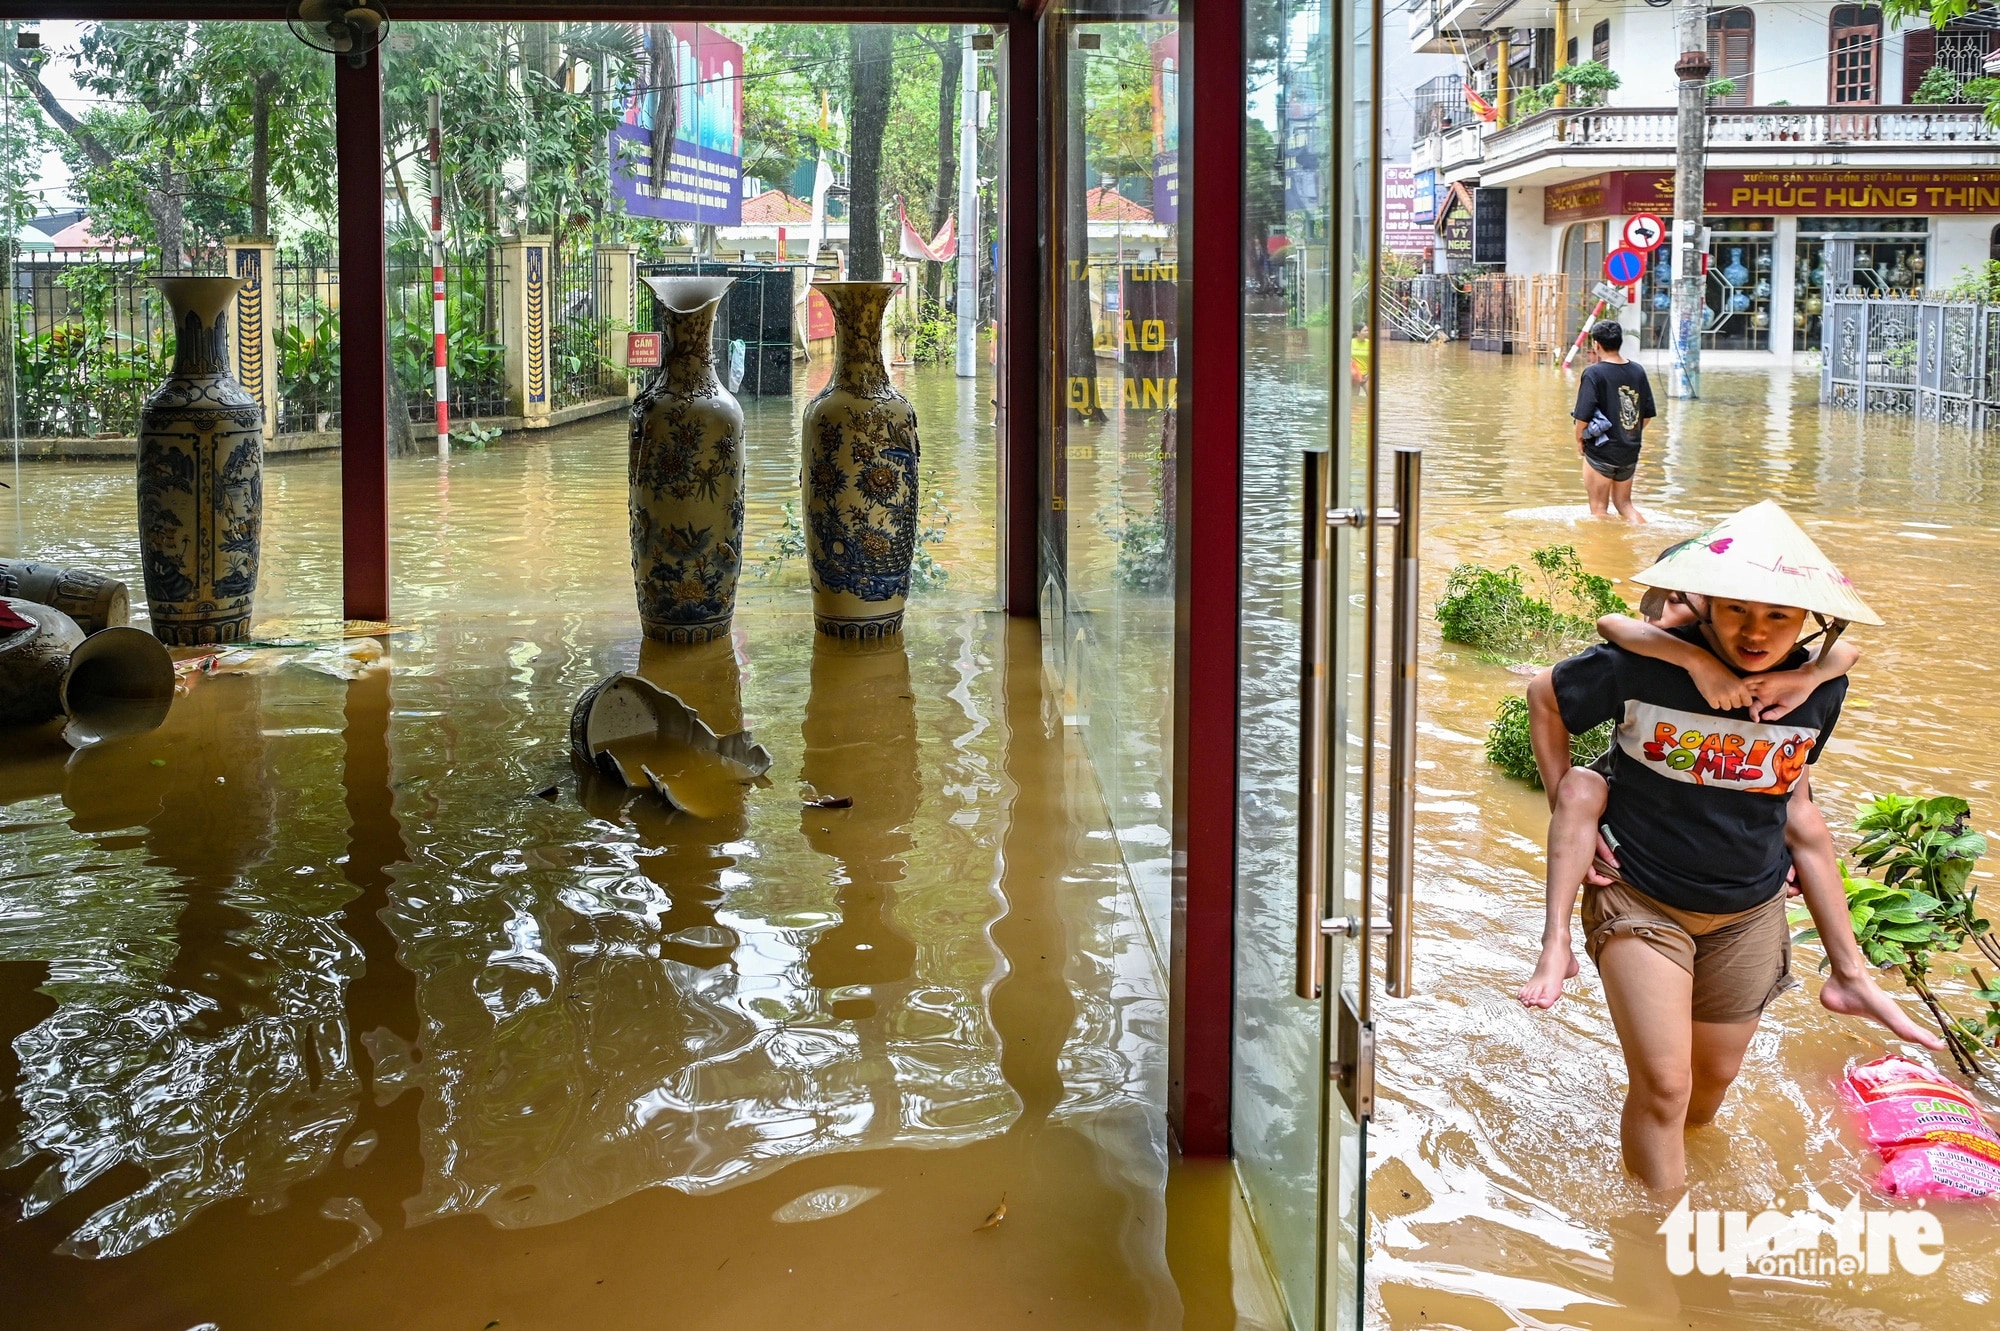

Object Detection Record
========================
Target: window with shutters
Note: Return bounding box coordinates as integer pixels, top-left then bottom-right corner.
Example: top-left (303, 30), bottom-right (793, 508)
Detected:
top-left (1706, 9), bottom-right (1754, 106)
top-left (1829, 6), bottom-right (1882, 105)
top-left (1592, 21), bottom-right (1609, 64)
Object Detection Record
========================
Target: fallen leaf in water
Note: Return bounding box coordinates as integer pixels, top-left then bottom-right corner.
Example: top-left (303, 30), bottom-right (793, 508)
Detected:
top-left (805, 794), bottom-right (853, 809)
top-left (974, 1193), bottom-right (1008, 1231)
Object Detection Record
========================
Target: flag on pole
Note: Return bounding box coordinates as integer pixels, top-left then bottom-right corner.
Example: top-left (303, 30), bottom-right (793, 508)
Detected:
top-left (1464, 85), bottom-right (1497, 122)
top-left (897, 198), bottom-right (957, 263)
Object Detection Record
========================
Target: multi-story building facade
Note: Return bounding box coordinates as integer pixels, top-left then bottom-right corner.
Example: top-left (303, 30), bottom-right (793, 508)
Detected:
top-left (1408, 0), bottom-right (2000, 359)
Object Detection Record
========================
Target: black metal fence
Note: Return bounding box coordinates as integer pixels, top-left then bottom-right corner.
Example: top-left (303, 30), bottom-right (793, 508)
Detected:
top-left (8, 251), bottom-right (225, 438)
top-left (5, 239), bottom-right (636, 441)
top-left (385, 245), bottom-right (512, 426)
top-left (550, 241), bottom-right (619, 411)
top-left (636, 261), bottom-right (795, 397)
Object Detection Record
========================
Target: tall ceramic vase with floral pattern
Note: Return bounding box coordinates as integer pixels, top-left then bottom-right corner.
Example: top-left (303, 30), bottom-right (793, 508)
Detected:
top-left (138, 275), bottom-right (264, 645)
top-left (629, 275), bottom-right (744, 644)
top-left (801, 282), bottom-right (919, 640)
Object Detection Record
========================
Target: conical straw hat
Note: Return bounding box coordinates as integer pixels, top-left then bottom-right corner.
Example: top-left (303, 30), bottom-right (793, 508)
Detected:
top-left (1628, 500), bottom-right (1882, 626)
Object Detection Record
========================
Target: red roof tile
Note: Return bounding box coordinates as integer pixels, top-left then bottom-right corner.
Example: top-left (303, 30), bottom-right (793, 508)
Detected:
top-left (741, 189), bottom-right (812, 225)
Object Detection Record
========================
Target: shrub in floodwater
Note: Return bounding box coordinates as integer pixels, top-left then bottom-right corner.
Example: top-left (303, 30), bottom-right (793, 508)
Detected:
top-left (1485, 693), bottom-right (1610, 787)
top-left (1436, 544), bottom-right (1627, 663)
top-left (1792, 795), bottom-right (2000, 1080)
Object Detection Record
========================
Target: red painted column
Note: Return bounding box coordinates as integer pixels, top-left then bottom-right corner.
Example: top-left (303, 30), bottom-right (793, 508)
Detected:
top-left (337, 50), bottom-right (390, 623)
top-left (1002, 11), bottom-right (1041, 617)
top-left (1168, 0), bottom-right (1243, 1158)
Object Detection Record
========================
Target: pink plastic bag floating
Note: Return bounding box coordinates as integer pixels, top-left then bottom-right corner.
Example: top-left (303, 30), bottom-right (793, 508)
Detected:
top-left (1844, 1054), bottom-right (2000, 1200)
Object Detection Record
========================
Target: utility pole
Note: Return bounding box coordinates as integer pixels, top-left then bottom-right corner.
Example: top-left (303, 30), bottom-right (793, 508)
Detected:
top-left (955, 31), bottom-right (979, 378)
top-left (1668, 0), bottom-right (1709, 400)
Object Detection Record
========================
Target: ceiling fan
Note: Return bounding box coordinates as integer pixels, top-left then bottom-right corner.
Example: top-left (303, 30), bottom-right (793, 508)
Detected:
top-left (287, 0), bottom-right (390, 66)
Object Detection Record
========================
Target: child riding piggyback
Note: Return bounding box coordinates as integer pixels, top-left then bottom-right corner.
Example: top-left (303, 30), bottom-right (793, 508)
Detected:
top-left (1512, 501), bottom-right (1942, 1192)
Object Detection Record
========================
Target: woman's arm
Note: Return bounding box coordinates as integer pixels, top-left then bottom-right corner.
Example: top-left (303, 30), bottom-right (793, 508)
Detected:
top-left (1595, 615), bottom-right (1752, 712)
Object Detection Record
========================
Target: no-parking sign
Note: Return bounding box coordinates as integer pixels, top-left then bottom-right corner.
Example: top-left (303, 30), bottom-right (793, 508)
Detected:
top-left (1621, 213), bottom-right (1667, 253)
top-left (1603, 246), bottom-right (1646, 286)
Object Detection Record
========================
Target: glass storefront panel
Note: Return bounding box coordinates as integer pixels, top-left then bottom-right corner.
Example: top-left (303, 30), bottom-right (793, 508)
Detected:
top-left (1042, 3), bottom-right (1181, 958)
top-left (1, 19), bottom-right (343, 632)
top-left (1794, 216), bottom-right (1928, 351)
top-left (1703, 216), bottom-right (1774, 351)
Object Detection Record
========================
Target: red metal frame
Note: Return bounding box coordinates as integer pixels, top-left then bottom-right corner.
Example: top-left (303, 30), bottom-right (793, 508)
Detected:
top-left (1168, 0), bottom-right (1242, 1158)
top-left (1002, 11), bottom-right (1039, 615)
top-left (336, 51), bottom-right (391, 623)
top-left (0, 4), bottom-right (1017, 17)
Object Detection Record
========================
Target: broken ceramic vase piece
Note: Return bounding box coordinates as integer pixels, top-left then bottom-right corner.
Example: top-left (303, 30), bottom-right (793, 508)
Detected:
top-left (0, 598), bottom-right (176, 746)
top-left (569, 672), bottom-right (771, 813)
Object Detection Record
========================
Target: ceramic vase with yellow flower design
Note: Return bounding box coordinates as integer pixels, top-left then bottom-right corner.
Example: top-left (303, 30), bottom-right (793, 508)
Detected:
top-left (801, 282), bottom-right (919, 640)
top-left (630, 275), bottom-right (744, 644)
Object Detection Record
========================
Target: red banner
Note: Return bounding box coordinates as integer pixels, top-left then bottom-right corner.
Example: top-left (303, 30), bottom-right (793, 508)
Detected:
top-left (1544, 168), bottom-right (2000, 224)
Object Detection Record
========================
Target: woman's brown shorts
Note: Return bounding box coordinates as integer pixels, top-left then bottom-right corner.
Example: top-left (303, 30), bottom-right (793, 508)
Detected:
top-left (1581, 871), bottom-right (1796, 1024)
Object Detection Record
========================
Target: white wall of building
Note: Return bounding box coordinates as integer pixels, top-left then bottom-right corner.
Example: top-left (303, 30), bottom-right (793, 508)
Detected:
top-left (1933, 216), bottom-right (1994, 287)
top-left (1591, 4), bottom-right (1930, 109)
top-left (1506, 185), bottom-right (1560, 274)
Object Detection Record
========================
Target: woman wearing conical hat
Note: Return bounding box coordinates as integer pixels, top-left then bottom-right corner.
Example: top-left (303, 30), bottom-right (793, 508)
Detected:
top-left (1518, 500), bottom-right (1940, 1193)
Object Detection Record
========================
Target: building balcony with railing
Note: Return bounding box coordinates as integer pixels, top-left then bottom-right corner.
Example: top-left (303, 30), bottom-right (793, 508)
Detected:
top-left (1477, 102), bottom-right (2000, 186)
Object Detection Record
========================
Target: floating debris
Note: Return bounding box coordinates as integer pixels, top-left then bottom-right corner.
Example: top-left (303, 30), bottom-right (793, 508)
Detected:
top-left (291, 1197), bottom-right (381, 1284)
top-left (772, 1185), bottom-right (883, 1224)
top-left (804, 794), bottom-right (853, 809)
top-left (974, 1193), bottom-right (1008, 1231)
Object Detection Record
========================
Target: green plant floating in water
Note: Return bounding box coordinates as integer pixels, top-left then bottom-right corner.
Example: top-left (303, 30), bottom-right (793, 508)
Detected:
top-left (1436, 544), bottom-right (1627, 663)
top-left (1485, 693), bottom-right (1610, 787)
top-left (1790, 794), bottom-right (2000, 1081)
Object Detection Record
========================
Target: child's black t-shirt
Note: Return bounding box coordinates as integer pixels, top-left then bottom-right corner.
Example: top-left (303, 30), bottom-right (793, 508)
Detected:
top-left (1551, 625), bottom-right (1848, 914)
top-left (1572, 360), bottom-right (1655, 471)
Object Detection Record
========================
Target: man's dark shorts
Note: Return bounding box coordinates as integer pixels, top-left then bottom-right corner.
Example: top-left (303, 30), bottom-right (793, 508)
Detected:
top-left (1584, 452), bottom-right (1638, 483)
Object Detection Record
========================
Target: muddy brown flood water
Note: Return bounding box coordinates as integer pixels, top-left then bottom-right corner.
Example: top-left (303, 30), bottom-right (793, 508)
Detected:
top-left (3, 339), bottom-right (2000, 1329)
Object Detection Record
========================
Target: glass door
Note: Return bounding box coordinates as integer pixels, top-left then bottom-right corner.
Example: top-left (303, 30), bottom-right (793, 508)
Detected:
top-left (1233, 0), bottom-right (1391, 1324)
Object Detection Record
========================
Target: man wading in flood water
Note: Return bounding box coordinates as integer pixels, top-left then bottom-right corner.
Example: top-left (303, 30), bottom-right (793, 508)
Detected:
top-left (1572, 320), bottom-right (1653, 524)
top-left (1523, 501), bottom-right (1940, 1192)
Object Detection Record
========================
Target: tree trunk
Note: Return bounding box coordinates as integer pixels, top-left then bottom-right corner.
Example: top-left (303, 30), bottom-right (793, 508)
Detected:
top-left (250, 72), bottom-right (276, 237)
top-left (848, 26), bottom-right (894, 281)
top-left (386, 354), bottom-right (418, 458)
top-left (152, 162), bottom-right (186, 267)
top-left (648, 23), bottom-right (680, 195)
top-left (925, 28), bottom-right (963, 311)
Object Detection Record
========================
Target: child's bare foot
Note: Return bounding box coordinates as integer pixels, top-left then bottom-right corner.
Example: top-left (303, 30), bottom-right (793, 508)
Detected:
top-left (1819, 970), bottom-right (1947, 1051)
top-left (1519, 944), bottom-right (1579, 1009)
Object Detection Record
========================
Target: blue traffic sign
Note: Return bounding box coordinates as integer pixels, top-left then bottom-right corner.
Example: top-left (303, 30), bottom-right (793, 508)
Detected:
top-left (1604, 247), bottom-right (1646, 285)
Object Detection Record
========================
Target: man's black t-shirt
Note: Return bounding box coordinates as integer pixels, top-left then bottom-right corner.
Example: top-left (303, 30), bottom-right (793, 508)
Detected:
top-left (1573, 359), bottom-right (1656, 471)
top-left (1551, 625), bottom-right (1847, 914)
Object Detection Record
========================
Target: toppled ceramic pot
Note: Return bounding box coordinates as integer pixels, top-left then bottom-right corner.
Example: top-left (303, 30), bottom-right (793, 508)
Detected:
top-left (0, 560), bottom-right (129, 635)
top-left (0, 598), bottom-right (177, 745)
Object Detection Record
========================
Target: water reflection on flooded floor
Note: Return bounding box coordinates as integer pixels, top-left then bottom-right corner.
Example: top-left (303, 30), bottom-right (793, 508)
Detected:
top-left (0, 368), bottom-right (1270, 1327)
top-left (1364, 344), bottom-right (2000, 1328)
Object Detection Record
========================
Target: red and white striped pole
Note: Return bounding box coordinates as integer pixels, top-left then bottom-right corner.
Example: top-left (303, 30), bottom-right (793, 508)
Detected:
top-left (429, 90), bottom-right (449, 457)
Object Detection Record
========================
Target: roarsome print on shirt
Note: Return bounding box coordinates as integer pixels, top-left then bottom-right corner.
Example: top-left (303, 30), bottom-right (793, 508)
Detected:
top-left (1615, 701), bottom-right (1819, 795)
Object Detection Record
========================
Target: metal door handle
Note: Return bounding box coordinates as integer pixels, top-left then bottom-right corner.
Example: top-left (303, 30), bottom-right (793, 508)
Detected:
top-left (1384, 446), bottom-right (1422, 997)
top-left (1296, 449), bottom-right (1334, 1000)
top-left (1295, 448), bottom-right (1422, 1001)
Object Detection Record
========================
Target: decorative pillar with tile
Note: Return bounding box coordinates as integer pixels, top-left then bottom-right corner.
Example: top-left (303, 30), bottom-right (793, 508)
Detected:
top-left (598, 243), bottom-right (637, 397)
top-left (224, 237), bottom-right (278, 435)
top-left (500, 234), bottom-right (554, 426)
